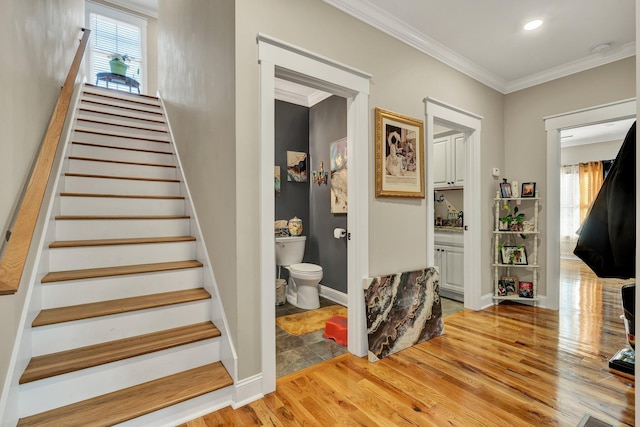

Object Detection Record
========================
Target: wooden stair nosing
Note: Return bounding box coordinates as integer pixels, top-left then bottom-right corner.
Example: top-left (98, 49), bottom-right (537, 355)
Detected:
top-left (64, 173), bottom-right (180, 183)
top-left (68, 156), bottom-right (176, 169)
top-left (17, 362), bottom-right (233, 427)
top-left (84, 83), bottom-right (161, 101)
top-left (76, 117), bottom-right (168, 134)
top-left (32, 287), bottom-right (210, 327)
top-left (81, 98), bottom-right (164, 116)
top-left (41, 260), bottom-right (203, 285)
top-left (59, 192), bottom-right (185, 200)
top-left (54, 214), bottom-right (190, 220)
top-left (81, 88), bottom-right (161, 108)
top-left (78, 107), bottom-right (166, 124)
top-left (49, 236), bottom-right (196, 249)
top-left (20, 322), bottom-right (220, 384)
top-left (71, 141), bottom-right (173, 156)
top-left (73, 128), bottom-right (170, 144)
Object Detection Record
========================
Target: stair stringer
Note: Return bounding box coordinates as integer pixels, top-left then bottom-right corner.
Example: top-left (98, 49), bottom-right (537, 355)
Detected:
top-left (0, 73), bottom-right (86, 427)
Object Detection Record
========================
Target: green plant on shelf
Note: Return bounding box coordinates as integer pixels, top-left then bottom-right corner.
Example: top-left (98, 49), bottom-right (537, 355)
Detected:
top-left (499, 204), bottom-right (527, 239)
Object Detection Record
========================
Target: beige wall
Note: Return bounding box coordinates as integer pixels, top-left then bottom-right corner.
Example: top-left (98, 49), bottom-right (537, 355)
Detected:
top-left (504, 57), bottom-right (635, 297)
top-left (0, 0), bottom-right (84, 404)
top-left (561, 139), bottom-right (623, 166)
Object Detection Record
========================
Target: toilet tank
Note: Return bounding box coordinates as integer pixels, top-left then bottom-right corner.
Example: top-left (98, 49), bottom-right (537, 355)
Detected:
top-left (275, 236), bottom-right (306, 266)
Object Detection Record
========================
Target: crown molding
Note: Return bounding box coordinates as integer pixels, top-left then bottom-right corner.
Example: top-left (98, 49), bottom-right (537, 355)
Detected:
top-left (324, 0), bottom-right (636, 94)
top-left (274, 87), bottom-right (332, 108)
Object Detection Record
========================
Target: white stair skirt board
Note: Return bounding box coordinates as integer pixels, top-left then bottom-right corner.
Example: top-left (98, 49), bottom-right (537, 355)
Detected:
top-left (48, 240), bottom-right (196, 271)
top-left (59, 194), bottom-right (185, 216)
top-left (31, 299), bottom-right (212, 356)
top-left (67, 157), bottom-right (177, 180)
top-left (41, 268), bottom-right (203, 309)
top-left (20, 339), bottom-right (221, 418)
top-left (72, 130), bottom-right (172, 152)
top-left (69, 143), bottom-right (173, 165)
top-left (55, 217), bottom-right (191, 240)
top-left (63, 175), bottom-right (181, 197)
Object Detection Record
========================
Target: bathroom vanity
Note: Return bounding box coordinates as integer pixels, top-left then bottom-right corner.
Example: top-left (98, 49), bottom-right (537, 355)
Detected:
top-left (434, 227), bottom-right (464, 302)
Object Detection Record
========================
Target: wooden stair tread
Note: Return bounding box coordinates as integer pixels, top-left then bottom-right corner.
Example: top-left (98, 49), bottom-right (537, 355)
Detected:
top-left (84, 83), bottom-right (161, 101)
top-left (33, 287), bottom-right (209, 327)
top-left (77, 118), bottom-right (168, 133)
top-left (81, 88), bottom-right (161, 107)
top-left (64, 173), bottom-right (179, 183)
top-left (41, 260), bottom-right (203, 284)
top-left (71, 141), bottom-right (173, 155)
top-left (74, 128), bottom-right (169, 143)
top-left (55, 214), bottom-right (189, 220)
top-left (68, 156), bottom-right (175, 168)
top-left (20, 322), bottom-right (220, 384)
top-left (17, 362), bottom-right (232, 427)
top-left (50, 236), bottom-right (196, 248)
top-left (60, 192), bottom-right (184, 200)
top-left (79, 107), bottom-right (166, 124)
top-left (80, 98), bottom-right (164, 116)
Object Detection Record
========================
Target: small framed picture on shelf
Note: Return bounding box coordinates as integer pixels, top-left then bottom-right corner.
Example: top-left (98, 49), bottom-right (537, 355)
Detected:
top-left (501, 276), bottom-right (518, 296)
top-left (499, 182), bottom-right (512, 198)
top-left (521, 182), bottom-right (536, 198)
top-left (497, 280), bottom-right (506, 296)
top-left (500, 245), bottom-right (527, 265)
top-left (519, 281), bottom-right (533, 298)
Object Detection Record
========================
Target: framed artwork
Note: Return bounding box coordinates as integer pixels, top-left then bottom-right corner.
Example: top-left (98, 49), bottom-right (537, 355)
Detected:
top-left (521, 182), bottom-right (536, 198)
top-left (519, 281), bottom-right (534, 298)
top-left (287, 151), bottom-right (307, 182)
top-left (500, 182), bottom-right (512, 198)
top-left (274, 166), bottom-right (281, 196)
top-left (497, 280), bottom-right (506, 296)
top-left (501, 276), bottom-right (518, 296)
top-left (500, 245), bottom-right (527, 265)
top-left (375, 107), bottom-right (425, 198)
top-left (330, 137), bottom-right (348, 214)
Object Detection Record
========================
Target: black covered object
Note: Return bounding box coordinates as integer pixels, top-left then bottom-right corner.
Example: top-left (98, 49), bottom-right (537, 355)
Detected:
top-left (574, 121), bottom-right (636, 279)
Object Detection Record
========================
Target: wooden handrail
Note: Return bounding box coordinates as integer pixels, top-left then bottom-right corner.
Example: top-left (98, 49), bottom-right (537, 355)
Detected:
top-left (0, 28), bottom-right (90, 295)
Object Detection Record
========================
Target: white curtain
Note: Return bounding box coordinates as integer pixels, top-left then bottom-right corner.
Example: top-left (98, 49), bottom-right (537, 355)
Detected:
top-left (560, 165), bottom-right (580, 258)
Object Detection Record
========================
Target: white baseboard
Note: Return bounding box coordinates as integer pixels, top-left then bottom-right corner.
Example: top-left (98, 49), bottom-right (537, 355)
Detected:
top-left (479, 292), bottom-right (495, 310)
top-left (232, 373), bottom-right (264, 409)
top-left (319, 285), bottom-right (347, 306)
top-left (479, 292), bottom-right (549, 310)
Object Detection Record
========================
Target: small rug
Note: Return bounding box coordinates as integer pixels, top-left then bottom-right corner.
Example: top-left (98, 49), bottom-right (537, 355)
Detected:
top-left (577, 414), bottom-right (612, 427)
top-left (276, 305), bottom-right (347, 336)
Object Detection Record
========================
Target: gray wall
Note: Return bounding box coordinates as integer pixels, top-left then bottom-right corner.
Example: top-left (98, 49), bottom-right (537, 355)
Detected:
top-left (309, 96), bottom-right (348, 293)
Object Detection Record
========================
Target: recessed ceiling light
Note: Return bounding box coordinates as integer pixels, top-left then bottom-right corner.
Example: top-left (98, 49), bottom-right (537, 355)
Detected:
top-left (523, 20), bottom-right (543, 31)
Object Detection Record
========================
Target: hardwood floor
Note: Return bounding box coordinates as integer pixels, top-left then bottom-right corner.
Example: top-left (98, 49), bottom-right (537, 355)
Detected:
top-left (181, 259), bottom-right (634, 426)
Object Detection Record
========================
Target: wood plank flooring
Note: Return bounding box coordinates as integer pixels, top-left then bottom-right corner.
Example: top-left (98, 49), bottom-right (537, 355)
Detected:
top-left (182, 259), bottom-right (635, 426)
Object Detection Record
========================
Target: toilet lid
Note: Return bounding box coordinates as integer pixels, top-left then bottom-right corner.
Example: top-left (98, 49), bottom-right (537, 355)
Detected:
top-left (290, 263), bottom-right (322, 273)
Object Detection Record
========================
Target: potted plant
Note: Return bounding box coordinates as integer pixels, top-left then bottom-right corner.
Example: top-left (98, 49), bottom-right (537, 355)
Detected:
top-left (108, 53), bottom-right (131, 76)
top-left (500, 204), bottom-right (525, 233)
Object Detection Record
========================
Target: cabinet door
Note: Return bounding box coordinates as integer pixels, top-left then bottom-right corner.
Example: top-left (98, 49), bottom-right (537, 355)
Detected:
top-left (452, 134), bottom-right (465, 187)
top-left (443, 246), bottom-right (464, 293)
top-left (433, 245), bottom-right (444, 283)
top-left (433, 137), bottom-right (450, 189)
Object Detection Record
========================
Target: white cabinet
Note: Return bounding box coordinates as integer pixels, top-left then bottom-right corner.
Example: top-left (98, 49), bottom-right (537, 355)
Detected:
top-left (433, 133), bottom-right (465, 189)
top-left (434, 232), bottom-right (464, 301)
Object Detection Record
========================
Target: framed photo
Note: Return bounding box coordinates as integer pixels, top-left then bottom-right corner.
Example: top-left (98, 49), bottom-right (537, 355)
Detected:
top-left (521, 182), bottom-right (536, 198)
top-left (375, 107), bottom-right (425, 198)
top-left (499, 182), bottom-right (512, 198)
top-left (519, 281), bottom-right (534, 298)
top-left (497, 280), bottom-right (506, 296)
top-left (500, 245), bottom-right (527, 265)
top-left (287, 151), bottom-right (307, 182)
top-left (501, 276), bottom-right (518, 296)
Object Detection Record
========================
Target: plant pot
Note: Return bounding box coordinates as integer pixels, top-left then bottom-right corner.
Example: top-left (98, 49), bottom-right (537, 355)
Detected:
top-left (109, 59), bottom-right (128, 76)
top-left (510, 223), bottom-right (523, 232)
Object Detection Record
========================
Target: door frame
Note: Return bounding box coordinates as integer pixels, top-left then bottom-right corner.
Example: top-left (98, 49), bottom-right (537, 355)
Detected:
top-left (544, 98), bottom-right (636, 310)
top-left (258, 34), bottom-right (371, 394)
top-left (425, 98), bottom-right (484, 310)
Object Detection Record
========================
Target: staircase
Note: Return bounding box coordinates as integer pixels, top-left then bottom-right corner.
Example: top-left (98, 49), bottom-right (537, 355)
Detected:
top-left (14, 84), bottom-right (235, 426)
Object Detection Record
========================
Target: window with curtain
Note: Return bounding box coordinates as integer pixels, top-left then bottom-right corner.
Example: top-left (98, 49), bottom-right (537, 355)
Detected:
top-left (86, 1), bottom-right (147, 93)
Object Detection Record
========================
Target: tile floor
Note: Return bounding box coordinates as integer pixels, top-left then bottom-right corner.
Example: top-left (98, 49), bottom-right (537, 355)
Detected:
top-left (275, 296), bottom-right (464, 377)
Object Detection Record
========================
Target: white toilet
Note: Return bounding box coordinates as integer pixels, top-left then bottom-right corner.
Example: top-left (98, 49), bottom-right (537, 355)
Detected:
top-left (275, 236), bottom-right (323, 309)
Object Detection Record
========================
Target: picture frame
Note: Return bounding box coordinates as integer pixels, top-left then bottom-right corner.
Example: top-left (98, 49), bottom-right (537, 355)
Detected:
top-left (499, 182), bottom-right (512, 198)
top-left (375, 107), bottom-right (425, 198)
top-left (521, 182), bottom-right (536, 198)
top-left (330, 137), bottom-right (348, 214)
top-left (501, 276), bottom-right (518, 296)
top-left (287, 151), bottom-right (308, 182)
top-left (500, 245), bottom-right (527, 265)
top-left (497, 280), bottom-right (506, 296)
top-left (519, 281), bottom-right (534, 298)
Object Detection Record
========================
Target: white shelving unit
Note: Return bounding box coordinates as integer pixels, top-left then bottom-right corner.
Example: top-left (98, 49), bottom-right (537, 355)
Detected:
top-left (492, 193), bottom-right (540, 303)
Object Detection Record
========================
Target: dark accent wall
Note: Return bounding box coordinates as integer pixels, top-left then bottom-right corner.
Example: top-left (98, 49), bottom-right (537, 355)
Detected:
top-left (309, 96), bottom-right (348, 293)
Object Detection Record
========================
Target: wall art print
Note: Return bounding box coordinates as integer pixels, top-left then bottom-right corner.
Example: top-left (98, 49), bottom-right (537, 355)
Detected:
top-left (274, 165), bottom-right (281, 196)
top-left (363, 267), bottom-right (444, 362)
top-left (330, 137), bottom-right (348, 214)
top-left (287, 151), bottom-right (307, 182)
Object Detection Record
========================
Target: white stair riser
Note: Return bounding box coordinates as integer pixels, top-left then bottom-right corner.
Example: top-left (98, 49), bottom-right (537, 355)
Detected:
top-left (55, 218), bottom-right (190, 240)
top-left (60, 196), bottom-right (185, 216)
top-left (49, 241), bottom-right (196, 271)
top-left (82, 90), bottom-right (161, 109)
top-left (70, 143), bottom-right (174, 165)
top-left (77, 110), bottom-right (167, 132)
top-left (73, 130), bottom-right (172, 153)
top-left (80, 95), bottom-right (162, 115)
top-left (63, 176), bottom-right (181, 196)
top-left (79, 100), bottom-right (165, 122)
top-left (75, 120), bottom-right (169, 140)
top-left (41, 268), bottom-right (203, 309)
top-left (67, 158), bottom-right (177, 180)
top-left (32, 300), bottom-right (212, 356)
top-left (20, 339), bottom-right (220, 418)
